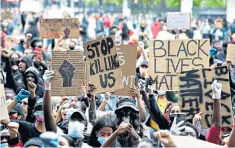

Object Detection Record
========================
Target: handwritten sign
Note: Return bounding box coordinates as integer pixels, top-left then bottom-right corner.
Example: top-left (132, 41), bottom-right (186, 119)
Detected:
top-left (51, 51), bottom-right (84, 96)
top-left (178, 66), bottom-right (233, 128)
top-left (114, 45), bottom-right (137, 96)
top-left (0, 84), bottom-right (9, 120)
top-left (226, 44), bottom-right (235, 64)
top-left (40, 18), bottom-right (80, 39)
top-left (149, 39), bottom-right (210, 91)
top-left (84, 36), bottom-right (124, 94)
top-left (167, 12), bottom-right (191, 30)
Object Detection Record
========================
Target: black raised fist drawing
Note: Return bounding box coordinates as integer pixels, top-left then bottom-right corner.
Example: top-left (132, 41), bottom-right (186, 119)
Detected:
top-left (59, 60), bottom-right (75, 87)
top-left (64, 28), bottom-right (70, 38)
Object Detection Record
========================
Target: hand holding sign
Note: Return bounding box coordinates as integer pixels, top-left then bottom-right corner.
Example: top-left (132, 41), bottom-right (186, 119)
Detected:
top-left (59, 60), bottom-right (75, 87)
top-left (211, 80), bottom-right (222, 100)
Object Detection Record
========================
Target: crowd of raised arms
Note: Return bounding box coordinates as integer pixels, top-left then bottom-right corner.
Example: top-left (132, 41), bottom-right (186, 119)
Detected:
top-left (1, 5), bottom-right (235, 148)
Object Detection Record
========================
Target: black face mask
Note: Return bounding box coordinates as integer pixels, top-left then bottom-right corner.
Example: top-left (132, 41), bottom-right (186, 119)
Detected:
top-left (169, 114), bottom-right (176, 123)
top-left (69, 46), bottom-right (75, 50)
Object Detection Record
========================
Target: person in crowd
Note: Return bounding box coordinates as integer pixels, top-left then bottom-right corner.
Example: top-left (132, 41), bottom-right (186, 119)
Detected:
top-left (211, 18), bottom-right (228, 41)
top-left (88, 116), bottom-right (119, 147)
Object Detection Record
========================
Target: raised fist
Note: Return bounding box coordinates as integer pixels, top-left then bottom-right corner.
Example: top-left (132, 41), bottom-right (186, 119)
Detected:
top-left (59, 60), bottom-right (75, 87)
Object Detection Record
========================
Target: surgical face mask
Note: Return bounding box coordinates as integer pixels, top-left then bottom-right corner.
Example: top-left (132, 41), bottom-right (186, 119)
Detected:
top-left (68, 121), bottom-right (85, 138)
top-left (97, 137), bottom-right (108, 144)
top-left (34, 111), bottom-right (44, 123)
top-left (0, 143), bottom-right (8, 148)
top-left (6, 99), bottom-right (13, 105)
top-left (66, 110), bottom-right (73, 119)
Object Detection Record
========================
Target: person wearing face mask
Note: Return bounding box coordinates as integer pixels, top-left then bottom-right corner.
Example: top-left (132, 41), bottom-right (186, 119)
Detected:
top-left (69, 40), bottom-right (76, 50)
top-left (88, 116), bottom-right (120, 147)
top-left (67, 111), bottom-right (91, 148)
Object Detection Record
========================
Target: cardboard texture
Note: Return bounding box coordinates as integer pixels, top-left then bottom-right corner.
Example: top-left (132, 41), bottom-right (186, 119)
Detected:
top-left (226, 44), bottom-right (235, 64)
top-left (114, 45), bottom-right (137, 96)
top-left (178, 66), bottom-right (233, 129)
top-left (51, 51), bottom-right (84, 96)
top-left (149, 39), bottom-right (210, 91)
top-left (167, 12), bottom-right (191, 30)
top-left (40, 18), bottom-right (80, 39)
top-left (84, 36), bottom-right (124, 94)
top-left (0, 84), bottom-right (9, 120)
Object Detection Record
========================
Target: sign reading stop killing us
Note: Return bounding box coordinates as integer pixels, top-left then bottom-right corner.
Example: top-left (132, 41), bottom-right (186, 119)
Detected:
top-left (84, 36), bottom-right (124, 94)
top-left (149, 39), bottom-right (210, 91)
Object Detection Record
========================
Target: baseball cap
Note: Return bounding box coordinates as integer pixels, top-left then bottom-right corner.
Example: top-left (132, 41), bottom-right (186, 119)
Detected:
top-left (140, 60), bottom-right (148, 67)
top-left (70, 111), bottom-right (88, 127)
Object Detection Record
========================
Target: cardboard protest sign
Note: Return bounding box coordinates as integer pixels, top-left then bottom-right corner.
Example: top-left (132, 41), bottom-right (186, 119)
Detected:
top-left (40, 18), bottom-right (80, 39)
top-left (51, 51), bottom-right (84, 96)
top-left (84, 36), bottom-right (124, 94)
top-left (1, 10), bottom-right (12, 20)
top-left (226, 44), bottom-right (235, 64)
top-left (178, 66), bottom-right (233, 128)
top-left (149, 39), bottom-right (210, 91)
top-left (0, 84), bottom-right (9, 120)
top-left (114, 45), bottom-right (137, 96)
top-left (167, 12), bottom-right (191, 30)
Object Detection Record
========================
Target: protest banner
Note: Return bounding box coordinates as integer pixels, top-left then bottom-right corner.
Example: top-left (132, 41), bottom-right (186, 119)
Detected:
top-left (167, 12), bottom-right (191, 30)
top-left (51, 51), bottom-right (84, 96)
top-left (40, 18), bottom-right (80, 39)
top-left (226, 44), bottom-right (235, 64)
top-left (114, 45), bottom-right (137, 96)
top-left (178, 66), bottom-right (233, 128)
top-left (149, 39), bottom-right (210, 91)
top-left (0, 84), bottom-right (9, 120)
top-left (84, 36), bottom-right (124, 94)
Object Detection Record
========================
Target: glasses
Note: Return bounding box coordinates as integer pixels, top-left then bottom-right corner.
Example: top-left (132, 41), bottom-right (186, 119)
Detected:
top-left (0, 135), bottom-right (10, 141)
top-left (22, 102), bottom-right (28, 106)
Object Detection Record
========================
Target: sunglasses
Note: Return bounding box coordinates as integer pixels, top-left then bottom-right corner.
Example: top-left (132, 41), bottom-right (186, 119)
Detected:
top-left (0, 135), bottom-right (10, 141)
top-left (22, 102), bottom-right (28, 105)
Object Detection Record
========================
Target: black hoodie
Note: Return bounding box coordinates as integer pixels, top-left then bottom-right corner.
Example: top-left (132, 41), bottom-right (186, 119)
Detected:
top-left (23, 67), bottom-right (45, 98)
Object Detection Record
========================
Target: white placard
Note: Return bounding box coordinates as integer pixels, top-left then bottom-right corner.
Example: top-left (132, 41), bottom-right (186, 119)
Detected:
top-left (167, 12), bottom-right (191, 30)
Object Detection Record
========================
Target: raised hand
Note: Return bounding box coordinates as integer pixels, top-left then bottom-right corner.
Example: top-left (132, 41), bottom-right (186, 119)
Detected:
top-left (7, 122), bottom-right (19, 138)
top-left (130, 85), bottom-right (141, 98)
top-left (211, 80), bottom-right (222, 99)
top-left (58, 60), bottom-right (75, 87)
top-left (170, 117), bottom-right (185, 136)
top-left (43, 70), bottom-right (55, 90)
top-left (15, 89), bottom-right (31, 103)
top-left (153, 130), bottom-right (176, 147)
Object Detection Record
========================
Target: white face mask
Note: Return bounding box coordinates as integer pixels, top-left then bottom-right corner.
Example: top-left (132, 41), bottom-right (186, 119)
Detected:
top-left (68, 121), bottom-right (85, 138)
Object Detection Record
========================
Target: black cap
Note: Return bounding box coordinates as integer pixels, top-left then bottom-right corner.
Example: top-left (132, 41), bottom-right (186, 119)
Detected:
top-left (115, 98), bottom-right (139, 114)
top-left (140, 60), bottom-right (148, 67)
top-left (10, 103), bottom-right (24, 115)
top-left (34, 98), bottom-right (43, 109)
top-left (70, 111), bottom-right (88, 127)
top-left (24, 138), bottom-right (43, 147)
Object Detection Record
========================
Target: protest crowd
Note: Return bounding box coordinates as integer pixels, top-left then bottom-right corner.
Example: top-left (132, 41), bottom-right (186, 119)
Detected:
top-left (1, 2), bottom-right (235, 148)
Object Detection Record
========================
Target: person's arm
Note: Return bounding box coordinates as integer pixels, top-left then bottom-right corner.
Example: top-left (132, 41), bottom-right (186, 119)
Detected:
top-left (206, 80), bottom-right (222, 144)
top-left (101, 122), bottom-right (127, 148)
top-left (25, 33), bottom-right (32, 49)
top-left (43, 70), bottom-right (57, 132)
top-left (211, 80), bottom-right (222, 128)
top-left (138, 41), bottom-right (148, 60)
top-left (88, 94), bottom-right (96, 125)
top-left (227, 117), bottom-right (235, 147)
top-left (130, 86), bottom-right (146, 122)
top-left (98, 92), bottom-right (110, 111)
top-left (149, 94), bottom-right (170, 130)
top-left (7, 122), bottom-right (23, 147)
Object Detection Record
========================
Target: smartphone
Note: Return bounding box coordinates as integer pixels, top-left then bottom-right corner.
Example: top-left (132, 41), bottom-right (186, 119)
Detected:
top-left (175, 113), bottom-right (186, 126)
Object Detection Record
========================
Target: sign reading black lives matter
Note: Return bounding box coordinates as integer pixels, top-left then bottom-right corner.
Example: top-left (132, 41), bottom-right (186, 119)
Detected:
top-left (178, 66), bottom-right (233, 128)
top-left (149, 39), bottom-right (210, 91)
top-left (84, 36), bottom-right (124, 93)
top-left (51, 51), bottom-right (84, 96)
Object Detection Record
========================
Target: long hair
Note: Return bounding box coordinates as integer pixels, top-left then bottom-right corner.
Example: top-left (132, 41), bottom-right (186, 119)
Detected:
top-left (56, 101), bottom-right (69, 123)
top-left (88, 116), bottom-right (115, 147)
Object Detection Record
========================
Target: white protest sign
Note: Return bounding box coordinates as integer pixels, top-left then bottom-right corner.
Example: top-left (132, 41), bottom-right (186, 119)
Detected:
top-left (167, 12), bottom-right (191, 30)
